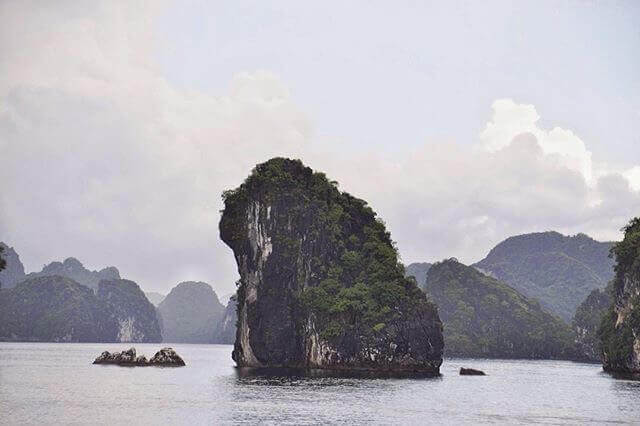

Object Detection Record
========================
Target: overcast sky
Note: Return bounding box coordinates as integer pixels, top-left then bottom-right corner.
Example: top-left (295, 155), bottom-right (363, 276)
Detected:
top-left (1, 1), bottom-right (639, 296)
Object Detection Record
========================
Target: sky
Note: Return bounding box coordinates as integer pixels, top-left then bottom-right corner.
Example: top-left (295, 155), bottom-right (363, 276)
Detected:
top-left (1, 0), bottom-right (639, 296)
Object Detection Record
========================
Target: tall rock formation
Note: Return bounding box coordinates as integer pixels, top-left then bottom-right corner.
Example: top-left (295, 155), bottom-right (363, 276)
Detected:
top-left (599, 217), bottom-right (640, 374)
top-left (474, 231), bottom-right (614, 321)
top-left (0, 242), bottom-right (26, 289)
top-left (426, 259), bottom-right (580, 359)
top-left (27, 257), bottom-right (120, 291)
top-left (157, 281), bottom-right (225, 343)
top-left (220, 158), bottom-right (443, 373)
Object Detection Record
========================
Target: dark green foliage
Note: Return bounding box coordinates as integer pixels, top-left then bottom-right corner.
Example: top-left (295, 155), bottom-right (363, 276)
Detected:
top-left (610, 217), bottom-right (640, 295)
top-left (572, 286), bottom-right (611, 361)
top-left (425, 259), bottom-right (581, 359)
top-left (474, 231), bottom-right (615, 321)
top-left (220, 158), bottom-right (443, 368)
top-left (599, 217), bottom-right (640, 373)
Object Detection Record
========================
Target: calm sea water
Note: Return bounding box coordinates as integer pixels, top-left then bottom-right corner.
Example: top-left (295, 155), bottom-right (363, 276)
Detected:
top-left (0, 342), bottom-right (638, 425)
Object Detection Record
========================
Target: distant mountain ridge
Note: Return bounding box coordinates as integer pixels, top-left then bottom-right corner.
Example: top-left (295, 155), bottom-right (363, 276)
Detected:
top-left (27, 257), bottom-right (120, 291)
top-left (474, 231), bottom-right (614, 321)
top-left (425, 259), bottom-right (581, 359)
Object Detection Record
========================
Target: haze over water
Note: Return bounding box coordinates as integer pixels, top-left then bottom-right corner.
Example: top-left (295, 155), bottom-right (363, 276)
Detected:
top-left (1, 343), bottom-right (638, 425)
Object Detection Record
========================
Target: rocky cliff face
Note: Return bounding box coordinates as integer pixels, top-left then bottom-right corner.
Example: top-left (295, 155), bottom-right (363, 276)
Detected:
top-left (0, 242), bottom-right (26, 289)
top-left (572, 287), bottom-right (611, 362)
top-left (599, 218), bottom-right (640, 374)
top-left (157, 281), bottom-right (225, 343)
top-left (97, 279), bottom-right (162, 343)
top-left (474, 231), bottom-right (614, 321)
top-left (27, 257), bottom-right (120, 291)
top-left (212, 296), bottom-right (237, 344)
top-left (220, 158), bottom-right (443, 373)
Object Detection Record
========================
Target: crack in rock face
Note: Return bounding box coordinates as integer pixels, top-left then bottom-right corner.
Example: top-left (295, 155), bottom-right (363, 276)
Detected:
top-left (220, 158), bottom-right (444, 374)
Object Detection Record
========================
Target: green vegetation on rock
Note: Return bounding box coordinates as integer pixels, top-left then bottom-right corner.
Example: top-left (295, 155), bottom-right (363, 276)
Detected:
top-left (425, 258), bottom-right (580, 359)
top-left (220, 158), bottom-right (443, 371)
top-left (474, 231), bottom-right (614, 322)
top-left (598, 217), bottom-right (640, 373)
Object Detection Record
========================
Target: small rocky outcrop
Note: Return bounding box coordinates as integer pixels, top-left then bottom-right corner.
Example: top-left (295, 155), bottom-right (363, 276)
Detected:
top-left (599, 217), bottom-right (640, 374)
top-left (157, 281), bottom-right (225, 343)
top-left (0, 242), bottom-right (26, 289)
top-left (220, 158), bottom-right (443, 374)
top-left (148, 347), bottom-right (186, 365)
top-left (460, 367), bottom-right (485, 376)
top-left (93, 347), bottom-right (185, 366)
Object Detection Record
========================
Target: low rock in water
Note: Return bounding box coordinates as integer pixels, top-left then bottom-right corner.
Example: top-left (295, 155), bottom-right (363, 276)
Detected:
top-left (459, 367), bottom-right (485, 376)
top-left (93, 347), bottom-right (185, 366)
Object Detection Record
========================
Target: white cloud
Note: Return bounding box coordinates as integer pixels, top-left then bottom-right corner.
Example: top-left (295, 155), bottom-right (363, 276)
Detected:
top-left (480, 99), bottom-right (593, 183)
